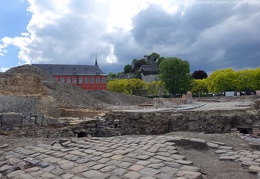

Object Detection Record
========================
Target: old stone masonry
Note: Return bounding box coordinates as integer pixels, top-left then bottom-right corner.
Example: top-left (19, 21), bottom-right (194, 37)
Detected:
top-left (0, 135), bottom-right (260, 179)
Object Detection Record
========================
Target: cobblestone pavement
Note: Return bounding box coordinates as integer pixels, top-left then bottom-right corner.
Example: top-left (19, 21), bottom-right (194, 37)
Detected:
top-left (0, 135), bottom-right (260, 179)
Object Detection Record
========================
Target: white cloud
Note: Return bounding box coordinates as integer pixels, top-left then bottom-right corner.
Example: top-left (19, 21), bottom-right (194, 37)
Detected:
top-left (1, 68), bottom-right (9, 72)
top-left (0, 0), bottom-right (259, 74)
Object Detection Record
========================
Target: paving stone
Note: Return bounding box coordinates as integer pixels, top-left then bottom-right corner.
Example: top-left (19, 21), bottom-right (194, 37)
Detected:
top-left (177, 170), bottom-right (203, 179)
top-left (42, 165), bottom-right (55, 172)
top-left (160, 166), bottom-right (179, 176)
top-left (148, 163), bottom-right (165, 169)
top-left (111, 155), bottom-right (123, 160)
top-left (139, 167), bottom-right (161, 176)
top-left (51, 167), bottom-right (65, 175)
top-left (129, 164), bottom-right (145, 171)
top-left (89, 156), bottom-right (101, 161)
top-left (75, 158), bottom-right (90, 164)
top-left (30, 170), bottom-right (44, 177)
top-left (7, 158), bottom-right (21, 165)
top-left (71, 165), bottom-right (88, 174)
top-left (207, 142), bottom-right (219, 149)
top-left (37, 161), bottom-right (50, 168)
top-left (85, 161), bottom-right (97, 167)
top-left (112, 150), bottom-right (129, 155)
top-left (101, 165), bottom-right (117, 172)
top-left (180, 165), bottom-right (201, 172)
top-left (91, 164), bottom-right (106, 170)
top-left (175, 160), bottom-right (193, 165)
top-left (98, 158), bottom-right (110, 164)
top-left (170, 154), bottom-right (186, 160)
top-left (247, 155), bottom-right (260, 159)
top-left (215, 150), bottom-right (228, 154)
top-left (136, 161), bottom-right (150, 166)
top-left (241, 161), bottom-right (260, 167)
top-left (40, 172), bottom-right (57, 178)
top-left (140, 176), bottom-right (156, 179)
top-left (212, 141), bottom-right (226, 146)
top-left (102, 153), bottom-right (114, 158)
top-left (117, 161), bottom-right (132, 168)
top-left (238, 157), bottom-right (254, 162)
top-left (82, 170), bottom-right (110, 178)
top-left (219, 156), bottom-right (236, 161)
top-left (154, 156), bottom-right (174, 162)
top-left (24, 158), bottom-right (41, 165)
top-left (6, 170), bottom-right (25, 178)
top-left (123, 171), bottom-right (141, 179)
top-left (62, 173), bottom-right (75, 179)
top-left (24, 167), bottom-right (40, 173)
top-left (0, 164), bottom-right (12, 173)
top-left (14, 173), bottom-right (35, 179)
top-left (63, 155), bottom-right (79, 161)
top-left (112, 168), bottom-right (127, 176)
top-left (43, 156), bottom-right (62, 163)
top-left (157, 152), bottom-right (171, 157)
top-left (219, 146), bottom-right (233, 150)
top-left (249, 166), bottom-right (260, 173)
top-left (61, 162), bottom-right (76, 170)
top-left (136, 155), bottom-right (151, 160)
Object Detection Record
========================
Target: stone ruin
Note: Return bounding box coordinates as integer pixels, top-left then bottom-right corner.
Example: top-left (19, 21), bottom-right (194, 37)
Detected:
top-left (182, 91), bottom-right (193, 104)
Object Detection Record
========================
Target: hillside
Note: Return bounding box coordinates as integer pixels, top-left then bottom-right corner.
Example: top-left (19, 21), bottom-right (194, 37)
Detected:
top-left (0, 65), bottom-right (152, 117)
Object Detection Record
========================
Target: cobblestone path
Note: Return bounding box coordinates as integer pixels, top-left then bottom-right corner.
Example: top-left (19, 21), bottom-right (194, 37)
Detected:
top-left (0, 135), bottom-right (260, 179)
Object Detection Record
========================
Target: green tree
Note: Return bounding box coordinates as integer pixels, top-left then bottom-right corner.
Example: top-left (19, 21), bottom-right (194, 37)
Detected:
top-left (156, 57), bottom-right (165, 66)
top-left (159, 57), bottom-right (190, 95)
top-left (149, 52), bottom-right (160, 61)
top-left (124, 64), bottom-right (132, 74)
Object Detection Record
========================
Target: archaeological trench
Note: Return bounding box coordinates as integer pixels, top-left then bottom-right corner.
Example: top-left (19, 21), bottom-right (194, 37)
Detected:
top-left (0, 66), bottom-right (259, 139)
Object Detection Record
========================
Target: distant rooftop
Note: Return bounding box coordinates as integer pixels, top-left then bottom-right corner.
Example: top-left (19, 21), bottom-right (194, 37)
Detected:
top-left (32, 64), bottom-right (106, 76)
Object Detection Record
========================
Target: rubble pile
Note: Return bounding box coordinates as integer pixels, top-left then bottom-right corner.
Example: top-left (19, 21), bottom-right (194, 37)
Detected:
top-left (1, 65), bottom-right (152, 116)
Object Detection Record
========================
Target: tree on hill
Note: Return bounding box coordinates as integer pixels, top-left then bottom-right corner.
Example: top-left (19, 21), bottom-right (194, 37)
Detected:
top-left (156, 57), bottom-right (165, 66)
top-left (159, 57), bottom-right (191, 96)
top-left (192, 70), bottom-right (208, 79)
top-left (149, 52), bottom-right (160, 61)
top-left (124, 64), bottom-right (132, 74)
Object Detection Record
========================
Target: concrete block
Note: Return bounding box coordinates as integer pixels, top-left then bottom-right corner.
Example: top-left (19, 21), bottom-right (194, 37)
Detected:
top-left (1, 113), bottom-right (22, 128)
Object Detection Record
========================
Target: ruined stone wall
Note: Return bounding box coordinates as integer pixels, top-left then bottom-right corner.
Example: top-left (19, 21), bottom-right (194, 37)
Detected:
top-left (103, 109), bottom-right (260, 135)
top-left (0, 73), bottom-right (46, 95)
top-left (0, 95), bottom-right (39, 113)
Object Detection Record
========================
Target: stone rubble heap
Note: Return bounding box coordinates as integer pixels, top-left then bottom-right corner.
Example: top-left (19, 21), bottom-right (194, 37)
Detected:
top-left (0, 135), bottom-right (259, 179)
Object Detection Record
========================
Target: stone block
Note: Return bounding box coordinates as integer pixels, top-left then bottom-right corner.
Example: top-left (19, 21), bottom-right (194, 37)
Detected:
top-left (177, 170), bottom-right (202, 179)
top-left (249, 166), bottom-right (260, 173)
top-left (36, 112), bottom-right (45, 126)
top-left (180, 138), bottom-right (190, 146)
top-left (187, 121), bottom-right (199, 131)
top-left (1, 113), bottom-right (22, 128)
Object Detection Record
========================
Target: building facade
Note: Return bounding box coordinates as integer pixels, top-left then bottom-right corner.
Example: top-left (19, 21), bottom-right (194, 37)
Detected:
top-left (32, 63), bottom-right (107, 91)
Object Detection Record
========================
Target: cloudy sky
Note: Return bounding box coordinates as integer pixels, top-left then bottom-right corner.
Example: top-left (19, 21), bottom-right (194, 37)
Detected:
top-left (0, 0), bottom-right (260, 74)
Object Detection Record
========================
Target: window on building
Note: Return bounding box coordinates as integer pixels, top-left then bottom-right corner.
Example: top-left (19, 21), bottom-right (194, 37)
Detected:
top-left (90, 77), bottom-right (94, 84)
top-left (66, 77), bottom-right (71, 83)
top-left (96, 77), bottom-right (100, 84)
top-left (49, 67), bottom-right (52, 75)
top-left (60, 77), bottom-right (65, 83)
top-left (73, 67), bottom-right (76, 75)
top-left (85, 77), bottom-right (89, 84)
top-left (79, 77), bottom-right (83, 84)
top-left (102, 78), bottom-right (106, 84)
top-left (73, 77), bottom-right (77, 84)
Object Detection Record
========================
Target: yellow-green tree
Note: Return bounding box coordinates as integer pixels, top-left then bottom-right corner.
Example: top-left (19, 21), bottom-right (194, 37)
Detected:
top-left (107, 78), bottom-right (146, 95)
top-left (207, 68), bottom-right (236, 93)
top-left (145, 81), bottom-right (168, 96)
top-left (191, 79), bottom-right (208, 95)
